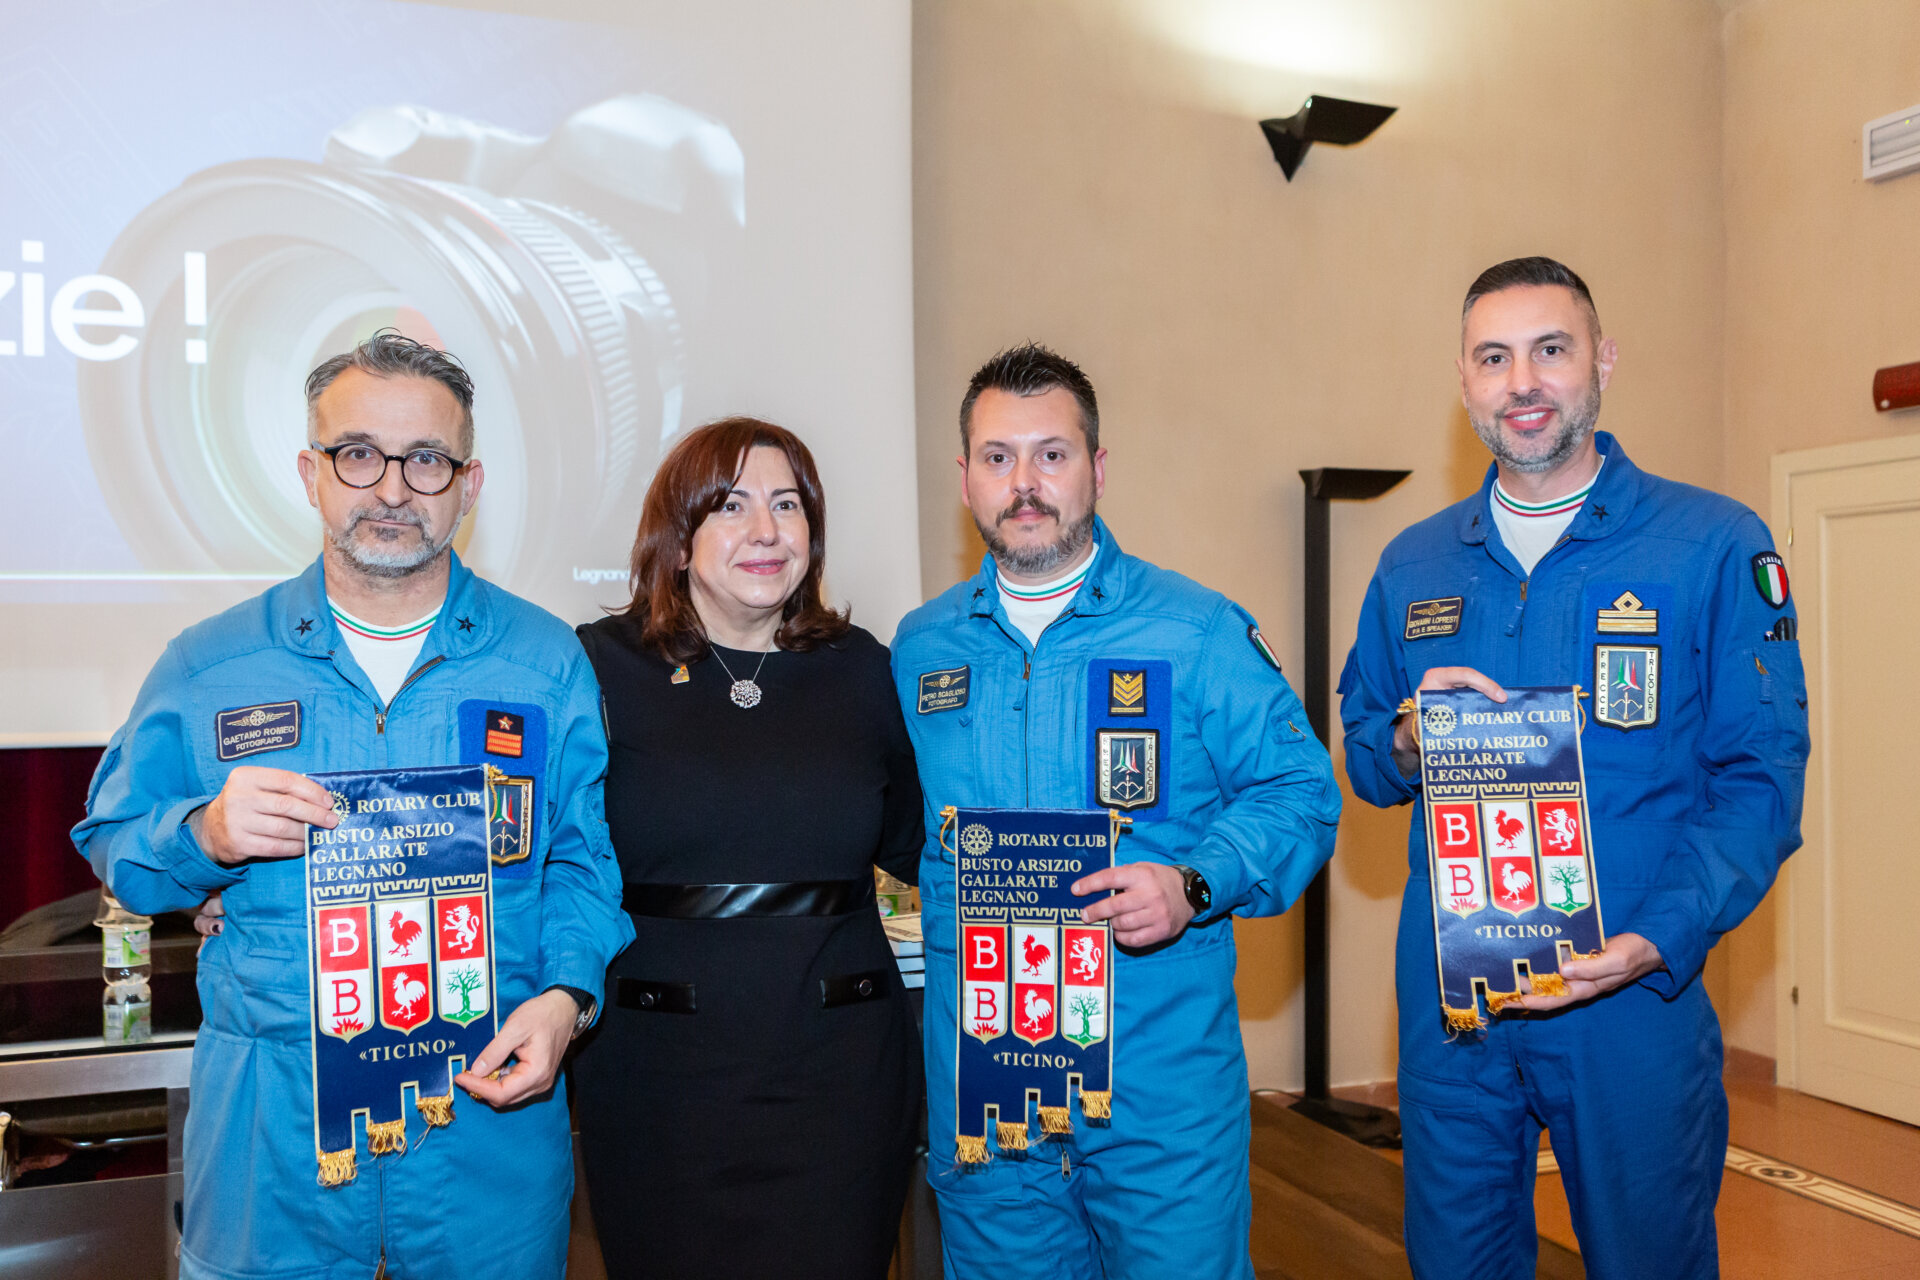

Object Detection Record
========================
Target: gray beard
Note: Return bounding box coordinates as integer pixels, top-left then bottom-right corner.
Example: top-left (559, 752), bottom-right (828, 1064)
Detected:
top-left (327, 504), bottom-right (458, 579)
top-left (977, 505), bottom-right (1096, 579)
top-left (1469, 367), bottom-right (1603, 475)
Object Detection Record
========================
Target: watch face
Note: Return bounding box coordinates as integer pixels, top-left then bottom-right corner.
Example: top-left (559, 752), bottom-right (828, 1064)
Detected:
top-left (1186, 871), bottom-right (1211, 912)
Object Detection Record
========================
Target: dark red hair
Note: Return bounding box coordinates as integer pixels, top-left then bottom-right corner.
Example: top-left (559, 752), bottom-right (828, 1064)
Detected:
top-left (616, 417), bottom-right (849, 663)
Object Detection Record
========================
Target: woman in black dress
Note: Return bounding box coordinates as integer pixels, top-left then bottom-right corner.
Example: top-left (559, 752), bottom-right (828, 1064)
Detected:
top-left (572, 417), bottom-right (923, 1279)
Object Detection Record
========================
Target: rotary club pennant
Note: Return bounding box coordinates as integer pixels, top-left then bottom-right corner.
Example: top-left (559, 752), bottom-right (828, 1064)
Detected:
top-left (940, 806), bottom-right (1122, 1165)
top-left (1415, 687), bottom-right (1606, 1034)
top-left (306, 764), bottom-right (502, 1187)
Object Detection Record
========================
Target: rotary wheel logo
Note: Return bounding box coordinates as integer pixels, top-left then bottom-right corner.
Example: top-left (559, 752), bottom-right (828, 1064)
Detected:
top-left (329, 790), bottom-right (351, 817)
top-left (960, 823), bottom-right (993, 857)
top-left (1422, 704), bottom-right (1457, 738)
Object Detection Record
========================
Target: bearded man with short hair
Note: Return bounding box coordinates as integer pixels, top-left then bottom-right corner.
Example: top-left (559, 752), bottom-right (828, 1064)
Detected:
top-left (891, 342), bottom-right (1341, 1278)
top-left (1339, 258), bottom-right (1809, 1279)
top-left (74, 331), bottom-right (629, 1280)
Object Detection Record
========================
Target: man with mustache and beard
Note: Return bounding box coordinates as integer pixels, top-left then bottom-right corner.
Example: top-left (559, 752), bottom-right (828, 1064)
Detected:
top-left (74, 331), bottom-right (629, 1280)
top-left (1339, 258), bottom-right (1808, 1279)
top-left (891, 343), bottom-right (1341, 1278)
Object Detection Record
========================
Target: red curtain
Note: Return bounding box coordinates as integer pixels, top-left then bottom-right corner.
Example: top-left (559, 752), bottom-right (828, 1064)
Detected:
top-left (2, 747), bottom-right (107, 932)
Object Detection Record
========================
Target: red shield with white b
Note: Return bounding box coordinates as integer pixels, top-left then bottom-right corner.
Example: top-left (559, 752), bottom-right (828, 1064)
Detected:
top-left (378, 898), bottom-right (433, 1034)
top-left (961, 924), bottom-right (1008, 1043)
top-left (316, 904), bottom-right (372, 1042)
top-left (1012, 925), bottom-right (1058, 1046)
top-left (1429, 802), bottom-right (1487, 917)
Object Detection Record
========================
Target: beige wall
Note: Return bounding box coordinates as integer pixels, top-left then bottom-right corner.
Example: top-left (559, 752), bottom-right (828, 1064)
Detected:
top-left (913, 0), bottom-right (1727, 1089)
top-left (1715, 0), bottom-right (1920, 1058)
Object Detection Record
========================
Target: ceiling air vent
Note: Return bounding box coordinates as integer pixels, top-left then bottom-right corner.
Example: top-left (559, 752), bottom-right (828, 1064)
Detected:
top-left (1864, 103), bottom-right (1920, 181)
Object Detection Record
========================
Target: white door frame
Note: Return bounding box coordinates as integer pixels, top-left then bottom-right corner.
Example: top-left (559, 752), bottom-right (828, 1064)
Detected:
top-left (1771, 431), bottom-right (1920, 1091)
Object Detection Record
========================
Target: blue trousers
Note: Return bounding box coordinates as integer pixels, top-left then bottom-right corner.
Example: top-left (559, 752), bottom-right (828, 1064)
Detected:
top-left (925, 909), bottom-right (1254, 1280)
top-left (1396, 884), bottom-right (1728, 1280)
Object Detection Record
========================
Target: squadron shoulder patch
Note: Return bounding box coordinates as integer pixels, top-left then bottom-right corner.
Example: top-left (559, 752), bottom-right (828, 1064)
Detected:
top-left (1593, 644), bottom-right (1660, 730)
top-left (488, 774), bottom-right (535, 865)
top-left (1247, 625), bottom-right (1283, 672)
top-left (1108, 669), bottom-right (1147, 715)
top-left (1752, 552), bottom-right (1791, 608)
top-left (1096, 729), bottom-right (1159, 810)
top-left (1405, 597), bottom-right (1463, 641)
top-left (918, 665), bottom-right (970, 714)
top-left (215, 701), bottom-right (302, 761)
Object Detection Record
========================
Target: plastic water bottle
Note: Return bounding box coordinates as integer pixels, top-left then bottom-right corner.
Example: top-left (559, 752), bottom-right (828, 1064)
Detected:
top-left (96, 888), bottom-right (153, 1044)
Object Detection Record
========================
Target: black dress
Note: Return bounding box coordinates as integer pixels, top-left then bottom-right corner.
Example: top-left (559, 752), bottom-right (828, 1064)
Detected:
top-left (572, 620), bottom-right (924, 1280)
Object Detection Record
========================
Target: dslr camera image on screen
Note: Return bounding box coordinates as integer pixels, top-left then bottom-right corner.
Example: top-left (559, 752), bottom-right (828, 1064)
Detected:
top-left (75, 94), bottom-right (744, 587)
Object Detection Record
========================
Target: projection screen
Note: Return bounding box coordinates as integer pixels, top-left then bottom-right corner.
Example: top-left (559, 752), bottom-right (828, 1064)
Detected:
top-left (0, 0), bottom-right (917, 745)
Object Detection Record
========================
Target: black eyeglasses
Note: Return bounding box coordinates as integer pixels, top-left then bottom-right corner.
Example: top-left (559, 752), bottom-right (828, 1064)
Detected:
top-left (310, 442), bottom-right (470, 496)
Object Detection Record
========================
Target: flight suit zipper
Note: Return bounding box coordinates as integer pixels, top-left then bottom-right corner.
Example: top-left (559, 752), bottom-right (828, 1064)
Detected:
top-left (374, 655), bottom-right (446, 734)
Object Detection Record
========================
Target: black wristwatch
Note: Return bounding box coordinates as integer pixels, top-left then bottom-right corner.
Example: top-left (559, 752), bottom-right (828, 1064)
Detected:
top-left (547, 984), bottom-right (597, 1040)
top-left (1175, 865), bottom-right (1212, 917)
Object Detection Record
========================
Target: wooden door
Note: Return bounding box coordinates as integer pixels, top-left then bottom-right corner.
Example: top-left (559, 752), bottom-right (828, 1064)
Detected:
top-left (1774, 435), bottom-right (1920, 1124)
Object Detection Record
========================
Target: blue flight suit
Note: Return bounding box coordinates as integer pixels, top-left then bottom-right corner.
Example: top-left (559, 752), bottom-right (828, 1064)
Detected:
top-left (1338, 434), bottom-right (1809, 1280)
top-left (72, 554), bottom-right (632, 1280)
top-left (892, 518), bottom-right (1341, 1280)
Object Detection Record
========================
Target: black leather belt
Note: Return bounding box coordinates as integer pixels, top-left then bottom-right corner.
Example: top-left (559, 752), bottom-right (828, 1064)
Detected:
top-left (621, 878), bottom-right (876, 919)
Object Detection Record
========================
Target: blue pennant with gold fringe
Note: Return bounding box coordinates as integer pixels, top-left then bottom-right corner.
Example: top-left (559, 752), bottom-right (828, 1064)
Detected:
top-left (941, 806), bottom-right (1121, 1165)
top-left (1414, 686), bottom-right (1607, 1033)
top-left (305, 765), bottom-right (500, 1187)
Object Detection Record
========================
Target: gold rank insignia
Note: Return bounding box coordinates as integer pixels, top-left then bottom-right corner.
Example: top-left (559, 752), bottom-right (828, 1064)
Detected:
top-left (1108, 670), bottom-right (1146, 716)
top-left (1596, 590), bottom-right (1658, 635)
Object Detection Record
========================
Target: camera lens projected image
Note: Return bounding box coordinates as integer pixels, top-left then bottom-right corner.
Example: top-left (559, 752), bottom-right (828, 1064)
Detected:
top-left (1, 0), bottom-right (918, 744)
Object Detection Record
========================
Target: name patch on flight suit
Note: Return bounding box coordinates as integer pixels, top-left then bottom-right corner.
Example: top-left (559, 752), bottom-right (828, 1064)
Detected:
top-left (215, 701), bottom-right (302, 761)
top-left (917, 666), bottom-right (970, 714)
top-left (1405, 597), bottom-right (1463, 640)
top-left (1085, 659), bottom-right (1171, 819)
top-left (459, 700), bottom-right (548, 878)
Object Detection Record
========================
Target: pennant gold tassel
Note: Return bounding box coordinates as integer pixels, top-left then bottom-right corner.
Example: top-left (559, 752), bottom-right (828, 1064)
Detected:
top-left (1079, 1090), bottom-right (1112, 1121)
top-left (1442, 1004), bottom-right (1486, 1034)
top-left (415, 1091), bottom-right (455, 1128)
top-left (996, 1120), bottom-right (1029, 1153)
top-left (1484, 988), bottom-right (1526, 1014)
top-left (955, 1133), bottom-right (990, 1165)
top-left (316, 1148), bottom-right (358, 1187)
top-left (365, 1119), bottom-right (408, 1155)
top-left (1037, 1106), bottom-right (1073, 1136)
top-left (938, 806), bottom-right (959, 859)
top-left (1528, 974), bottom-right (1570, 998)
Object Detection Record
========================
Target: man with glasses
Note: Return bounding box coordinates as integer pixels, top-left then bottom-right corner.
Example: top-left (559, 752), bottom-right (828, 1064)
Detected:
top-left (74, 331), bottom-right (630, 1280)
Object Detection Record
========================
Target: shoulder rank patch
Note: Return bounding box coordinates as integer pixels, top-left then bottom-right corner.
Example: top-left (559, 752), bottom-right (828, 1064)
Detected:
top-left (483, 710), bottom-right (525, 758)
top-left (488, 774), bottom-right (535, 865)
top-left (1405, 597), bottom-right (1463, 641)
top-left (1752, 551), bottom-right (1790, 608)
top-left (1596, 590), bottom-right (1658, 635)
top-left (1108, 669), bottom-right (1147, 715)
top-left (215, 701), bottom-right (302, 761)
top-left (1096, 729), bottom-right (1159, 810)
top-left (1593, 644), bottom-right (1660, 729)
top-left (1247, 625), bottom-right (1283, 672)
top-left (918, 665), bottom-right (970, 714)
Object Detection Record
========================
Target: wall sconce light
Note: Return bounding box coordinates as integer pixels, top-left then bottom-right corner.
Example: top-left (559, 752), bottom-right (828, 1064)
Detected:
top-left (1259, 95), bottom-right (1397, 181)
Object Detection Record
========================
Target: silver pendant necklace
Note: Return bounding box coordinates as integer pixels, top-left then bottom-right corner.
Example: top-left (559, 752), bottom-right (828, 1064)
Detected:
top-left (708, 644), bottom-right (772, 709)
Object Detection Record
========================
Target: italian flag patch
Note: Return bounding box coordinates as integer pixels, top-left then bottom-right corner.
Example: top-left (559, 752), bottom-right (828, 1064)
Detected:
top-left (1751, 551), bottom-right (1790, 608)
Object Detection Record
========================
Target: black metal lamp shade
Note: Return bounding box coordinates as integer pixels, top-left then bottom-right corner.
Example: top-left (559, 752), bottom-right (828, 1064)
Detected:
top-left (1260, 96), bottom-right (1399, 180)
